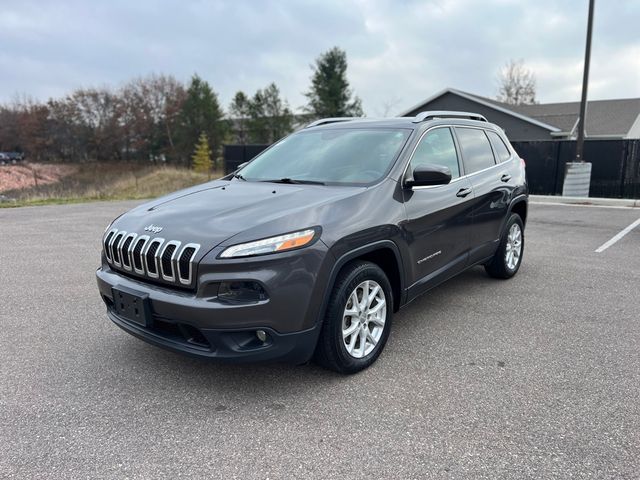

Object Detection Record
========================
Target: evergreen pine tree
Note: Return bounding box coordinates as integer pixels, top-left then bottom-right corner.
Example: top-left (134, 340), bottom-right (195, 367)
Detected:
top-left (247, 83), bottom-right (294, 143)
top-left (304, 47), bottom-right (363, 119)
top-left (191, 132), bottom-right (212, 178)
top-left (176, 74), bottom-right (227, 165)
top-left (229, 91), bottom-right (250, 144)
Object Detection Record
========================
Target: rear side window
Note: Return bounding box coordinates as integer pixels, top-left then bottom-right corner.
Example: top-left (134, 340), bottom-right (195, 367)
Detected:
top-left (455, 127), bottom-right (496, 174)
top-left (486, 130), bottom-right (512, 163)
top-left (410, 127), bottom-right (460, 178)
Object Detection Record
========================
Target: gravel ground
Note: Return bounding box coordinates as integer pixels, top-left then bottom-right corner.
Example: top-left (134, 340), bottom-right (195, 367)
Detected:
top-left (0, 163), bottom-right (76, 193)
top-left (1, 201), bottom-right (639, 479)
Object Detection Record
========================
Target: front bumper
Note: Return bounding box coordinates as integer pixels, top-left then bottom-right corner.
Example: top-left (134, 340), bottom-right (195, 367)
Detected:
top-left (96, 242), bottom-right (332, 363)
top-left (107, 308), bottom-right (320, 363)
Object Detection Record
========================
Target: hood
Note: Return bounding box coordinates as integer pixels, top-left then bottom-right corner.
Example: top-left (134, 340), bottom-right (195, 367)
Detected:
top-left (111, 180), bottom-right (363, 250)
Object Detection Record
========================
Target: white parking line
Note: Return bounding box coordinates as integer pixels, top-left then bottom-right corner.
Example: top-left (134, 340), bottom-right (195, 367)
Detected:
top-left (595, 217), bottom-right (640, 253)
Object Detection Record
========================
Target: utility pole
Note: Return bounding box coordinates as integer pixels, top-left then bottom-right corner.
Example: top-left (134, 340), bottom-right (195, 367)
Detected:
top-left (562, 0), bottom-right (595, 197)
top-left (575, 0), bottom-right (595, 162)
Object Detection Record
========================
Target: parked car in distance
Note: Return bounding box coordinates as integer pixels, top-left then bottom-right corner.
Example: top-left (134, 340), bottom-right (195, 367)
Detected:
top-left (0, 152), bottom-right (24, 165)
top-left (97, 111), bottom-right (528, 373)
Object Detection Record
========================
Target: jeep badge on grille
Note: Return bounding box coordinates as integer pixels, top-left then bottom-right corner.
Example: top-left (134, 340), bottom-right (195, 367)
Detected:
top-left (144, 224), bottom-right (163, 234)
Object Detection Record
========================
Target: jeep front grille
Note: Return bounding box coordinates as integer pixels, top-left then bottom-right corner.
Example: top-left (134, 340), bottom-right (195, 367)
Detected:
top-left (104, 228), bottom-right (200, 286)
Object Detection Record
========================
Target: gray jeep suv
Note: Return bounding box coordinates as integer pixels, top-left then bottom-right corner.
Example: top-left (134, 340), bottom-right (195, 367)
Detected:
top-left (96, 111), bottom-right (528, 373)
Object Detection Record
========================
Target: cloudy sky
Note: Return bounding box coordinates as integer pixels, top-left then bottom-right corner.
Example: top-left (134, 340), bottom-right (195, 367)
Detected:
top-left (1, 0), bottom-right (638, 115)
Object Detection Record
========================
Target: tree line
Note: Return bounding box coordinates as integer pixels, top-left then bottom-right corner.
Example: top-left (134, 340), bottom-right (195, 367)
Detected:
top-left (0, 47), bottom-right (362, 165)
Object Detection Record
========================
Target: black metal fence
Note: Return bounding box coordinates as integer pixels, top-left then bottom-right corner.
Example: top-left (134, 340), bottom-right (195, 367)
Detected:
top-left (223, 139), bottom-right (640, 199)
top-left (512, 139), bottom-right (640, 199)
top-left (222, 144), bottom-right (269, 175)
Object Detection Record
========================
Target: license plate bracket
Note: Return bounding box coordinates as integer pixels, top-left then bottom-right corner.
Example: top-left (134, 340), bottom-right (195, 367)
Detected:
top-left (111, 286), bottom-right (151, 327)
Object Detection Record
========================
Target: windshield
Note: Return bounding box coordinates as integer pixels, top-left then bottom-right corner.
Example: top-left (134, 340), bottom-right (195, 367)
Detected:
top-left (238, 128), bottom-right (411, 185)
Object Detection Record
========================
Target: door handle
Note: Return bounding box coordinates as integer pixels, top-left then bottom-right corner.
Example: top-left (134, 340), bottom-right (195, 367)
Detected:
top-left (456, 187), bottom-right (472, 198)
top-left (500, 174), bottom-right (512, 182)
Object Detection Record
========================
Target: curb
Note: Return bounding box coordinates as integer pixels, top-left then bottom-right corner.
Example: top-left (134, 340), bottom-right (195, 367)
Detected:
top-left (530, 195), bottom-right (640, 208)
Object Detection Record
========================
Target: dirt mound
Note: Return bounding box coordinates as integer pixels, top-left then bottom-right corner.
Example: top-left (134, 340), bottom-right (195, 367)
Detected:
top-left (0, 163), bottom-right (77, 193)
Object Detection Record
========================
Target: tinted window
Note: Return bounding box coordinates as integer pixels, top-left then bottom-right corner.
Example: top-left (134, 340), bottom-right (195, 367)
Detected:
top-left (410, 128), bottom-right (460, 178)
top-left (486, 130), bottom-right (512, 163)
top-left (240, 128), bottom-right (410, 185)
top-left (455, 127), bottom-right (496, 174)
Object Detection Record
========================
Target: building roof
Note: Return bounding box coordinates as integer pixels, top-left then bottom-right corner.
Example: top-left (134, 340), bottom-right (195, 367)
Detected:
top-left (486, 94), bottom-right (640, 137)
top-left (400, 88), bottom-right (640, 139)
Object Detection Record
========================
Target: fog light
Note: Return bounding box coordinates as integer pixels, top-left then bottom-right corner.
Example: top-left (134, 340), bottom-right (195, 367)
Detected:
top-left (256, 330), bottom-right (267, 342)
top-left (218, 281), bottom-right (268, 304)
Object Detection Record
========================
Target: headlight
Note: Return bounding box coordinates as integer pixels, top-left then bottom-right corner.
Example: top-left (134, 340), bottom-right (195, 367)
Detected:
top-left (219, 228), bottom-right (318, 258)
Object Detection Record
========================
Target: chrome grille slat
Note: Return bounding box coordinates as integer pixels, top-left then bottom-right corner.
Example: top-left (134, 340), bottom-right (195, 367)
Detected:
top-left (143, 238), bottom-right (164, 279)
top-left (110, 232), bottom-right (126, 267)
top-left (160, 241), bottom-right (181, 282)
top-left (103, 228), bottom-right (117, 262)
top-left (177, 244), bottom-right (200, 285)
top-left (119, 233), bottom-right (137, 271)
top-left (132, 235), bottom-right (149, 274)
top-left (103, 230), bottom-right (199, 287)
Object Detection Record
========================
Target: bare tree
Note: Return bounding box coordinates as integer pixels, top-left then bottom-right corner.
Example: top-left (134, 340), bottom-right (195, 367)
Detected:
top-left (497, 59), bottom-right (537, 105)
top-left (120, 74), bottom-right (186, 161)
top-left (376, 95), bottom-right (402, 117)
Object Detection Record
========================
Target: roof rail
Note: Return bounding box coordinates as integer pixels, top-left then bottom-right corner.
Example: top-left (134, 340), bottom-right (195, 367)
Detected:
top-left (412, 111), bottom-right (487, 123)
top-left (305, 117), bottom-right (361, 128)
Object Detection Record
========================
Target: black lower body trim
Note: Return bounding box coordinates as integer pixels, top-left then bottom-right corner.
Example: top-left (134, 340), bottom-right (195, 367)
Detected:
top-left (108, 309), bottom-right (321, 364)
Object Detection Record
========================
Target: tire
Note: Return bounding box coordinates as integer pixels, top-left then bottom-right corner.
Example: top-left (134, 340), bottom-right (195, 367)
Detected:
top-left (484, 213), bottom-right (524, 279)
top-left (314, 260), bottom-right (393, 374)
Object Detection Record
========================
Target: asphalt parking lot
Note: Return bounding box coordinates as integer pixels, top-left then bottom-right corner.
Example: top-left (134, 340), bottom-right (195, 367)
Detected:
top-left (1, 200), bottom-right (639, 479)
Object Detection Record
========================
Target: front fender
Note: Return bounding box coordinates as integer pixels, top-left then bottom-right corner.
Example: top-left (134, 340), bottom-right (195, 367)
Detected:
top-left (316, 237), bottom-right (407, 326)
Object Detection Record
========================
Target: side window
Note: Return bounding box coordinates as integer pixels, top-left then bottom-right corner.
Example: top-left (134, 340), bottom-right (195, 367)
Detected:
top-left (486, 130), bottom-right (512, 163)
top-left (455, 127), bottom-right (496, 174)
top-left (410, 128), bottom-right (460, 178)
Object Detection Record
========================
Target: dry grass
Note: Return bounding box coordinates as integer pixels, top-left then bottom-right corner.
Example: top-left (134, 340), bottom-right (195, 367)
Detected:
top-left (0, 162), bottom-right (219, 207)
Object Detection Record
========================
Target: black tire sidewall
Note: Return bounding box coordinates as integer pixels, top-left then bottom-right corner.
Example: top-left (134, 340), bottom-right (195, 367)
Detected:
top-left (323, 261), bottom-right (393, 373)
top-left (484, 213), bottom-right (525, 279)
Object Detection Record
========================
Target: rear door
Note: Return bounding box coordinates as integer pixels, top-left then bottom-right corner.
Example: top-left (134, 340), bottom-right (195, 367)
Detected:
top-left (402, 127), bottom-right (475, 298)
top-left (453, 127), bottom-right (511, 262)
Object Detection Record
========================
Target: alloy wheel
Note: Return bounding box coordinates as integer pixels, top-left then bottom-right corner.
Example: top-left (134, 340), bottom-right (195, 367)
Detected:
top-left (341, 280), bottom-right (386, 359)
top-left (505, 223), bottom-right (522, 270)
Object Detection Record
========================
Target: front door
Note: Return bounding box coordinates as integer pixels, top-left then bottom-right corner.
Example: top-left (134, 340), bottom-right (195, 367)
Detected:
top-left (402, 127), bottom-right (475, 300)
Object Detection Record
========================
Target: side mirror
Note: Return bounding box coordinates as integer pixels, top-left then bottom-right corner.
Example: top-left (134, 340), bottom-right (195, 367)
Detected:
top-left (405, 164), bottom-right (452, 188)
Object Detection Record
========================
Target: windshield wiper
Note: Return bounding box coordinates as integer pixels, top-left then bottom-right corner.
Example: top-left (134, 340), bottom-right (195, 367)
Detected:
top-left (260, 178), bottom-right (326, 185)
top-left (233, 172), bottom-right (246, 181)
